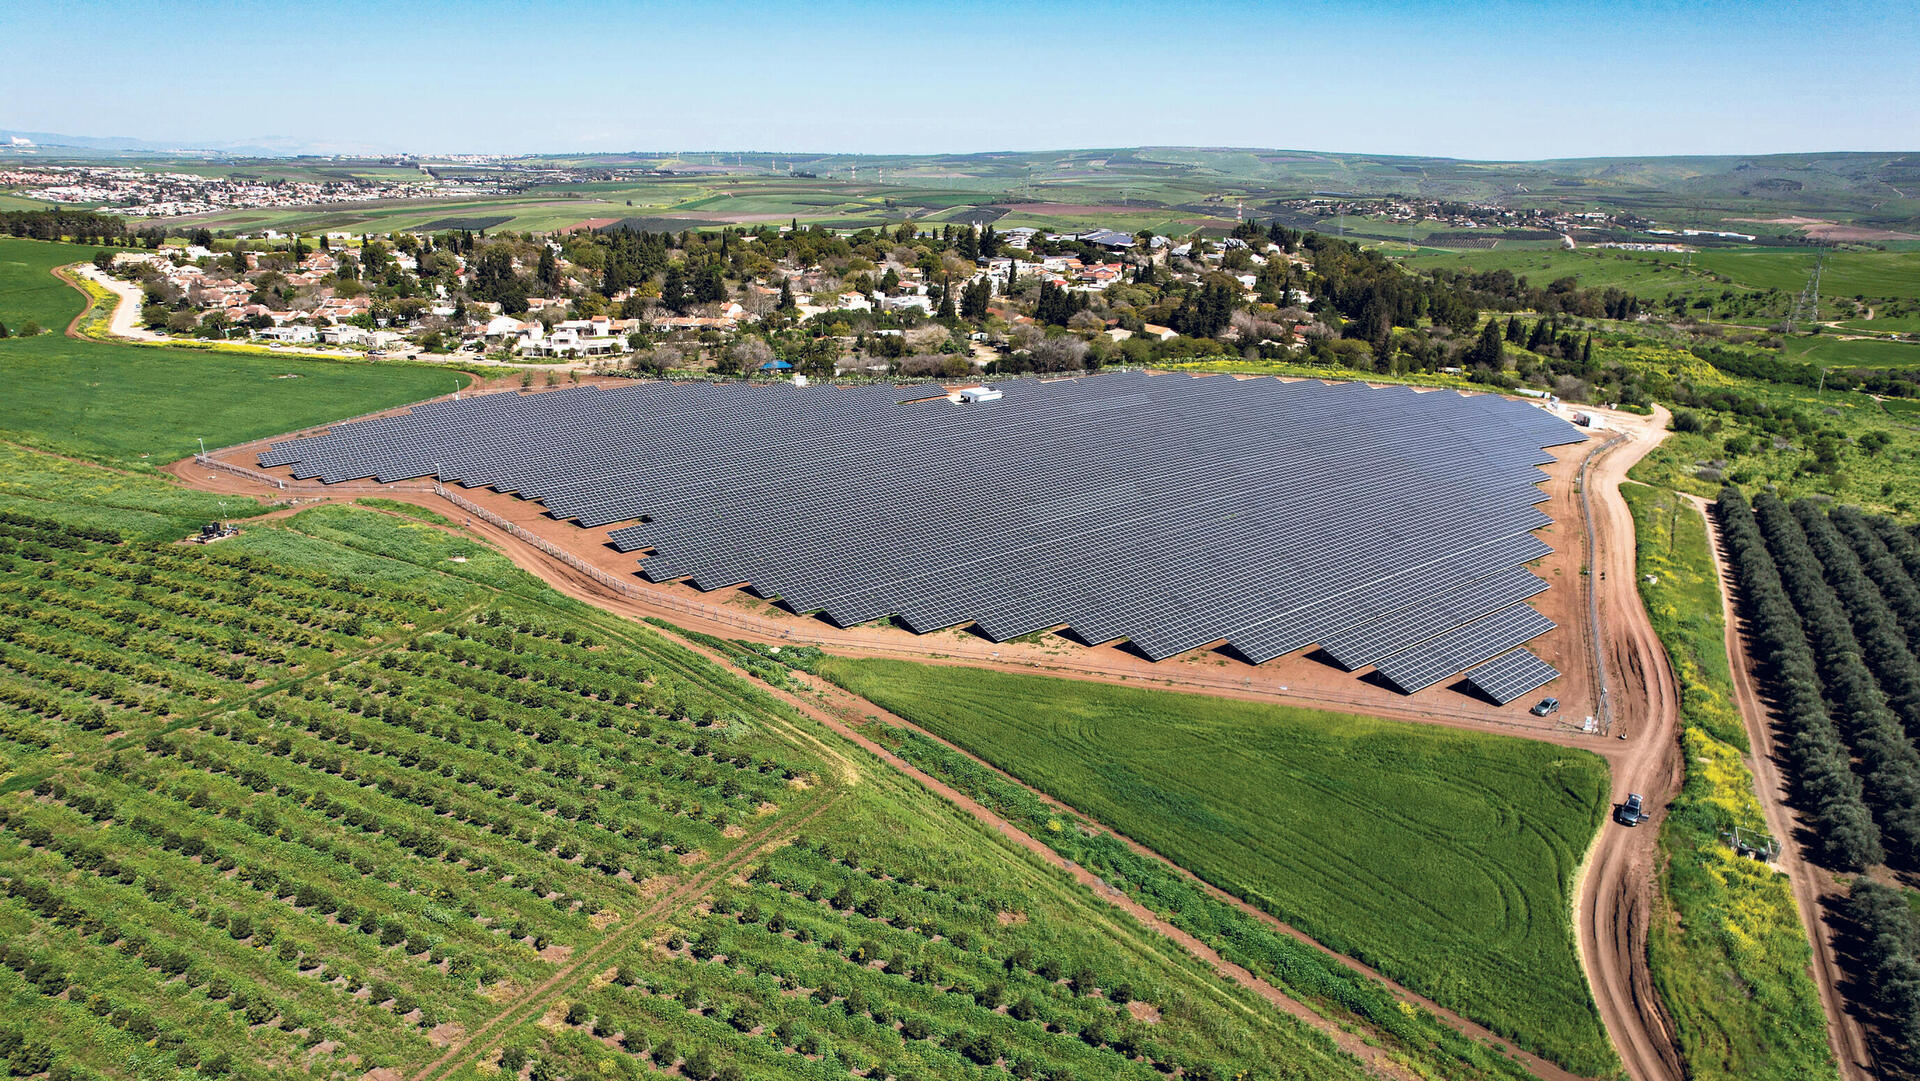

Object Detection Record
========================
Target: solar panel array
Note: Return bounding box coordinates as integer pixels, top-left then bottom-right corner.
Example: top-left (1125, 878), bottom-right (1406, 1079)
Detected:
top-left (262, 371), bottom-right (1582, 694)
top-left (1462, 649), bottom-right (1562, 705)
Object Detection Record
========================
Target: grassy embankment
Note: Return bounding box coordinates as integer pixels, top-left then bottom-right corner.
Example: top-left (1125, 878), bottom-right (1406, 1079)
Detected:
top-left (1622, 481), bottom-right (1838, 1081)
top-left (815, 656), bottom-right (1616, 1075)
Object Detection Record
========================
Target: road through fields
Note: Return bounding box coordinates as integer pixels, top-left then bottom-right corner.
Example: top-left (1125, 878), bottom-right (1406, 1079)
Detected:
top-left (1568, 410), bottom-right (1686, 1081)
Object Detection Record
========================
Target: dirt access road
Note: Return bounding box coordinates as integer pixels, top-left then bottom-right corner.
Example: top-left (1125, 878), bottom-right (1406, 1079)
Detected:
top-left (172, 393), bottom-right (1686, 1081)
top-left (1687, 494), bottom-right (1876, 1080)
top-left (1570, 409), bottom-right (1687, 1081)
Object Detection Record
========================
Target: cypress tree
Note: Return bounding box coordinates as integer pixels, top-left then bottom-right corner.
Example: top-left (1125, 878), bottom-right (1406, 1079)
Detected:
top-left (1472, 318), bottom-right (1505, 368)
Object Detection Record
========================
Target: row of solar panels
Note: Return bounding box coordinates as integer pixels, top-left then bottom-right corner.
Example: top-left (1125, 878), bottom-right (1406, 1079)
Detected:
top-left (262, 372), bottom-right (1579, 694)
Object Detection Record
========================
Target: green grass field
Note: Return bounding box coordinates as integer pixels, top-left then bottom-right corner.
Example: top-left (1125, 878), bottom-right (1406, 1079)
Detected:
top-left (1834, 315), bottom-right (1920, 335)
top-left (0, 238), bottom-right (469, 468)
top-left (1626, 351), bottom-right (1920, 517)
top-left (1400, 247), bottom-right (1762, 303)
top-left (1781, 334), bottom-right (1920, 369)
top-left (815, 657), bottom-right (1615, 1074)
top-left (1401, 246), bottom-right (1920, 307)
top-left (1623, 483), bottom-right (1837, 1081)
top-left (1682, 249), bottom-right (1920, 300)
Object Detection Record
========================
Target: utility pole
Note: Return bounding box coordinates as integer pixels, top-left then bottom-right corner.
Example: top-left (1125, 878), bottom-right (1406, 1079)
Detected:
top-left (197, 437), bottom-right (206, 460)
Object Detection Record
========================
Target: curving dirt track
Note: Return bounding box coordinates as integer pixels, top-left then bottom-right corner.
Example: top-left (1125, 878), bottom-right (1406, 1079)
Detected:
top-left (1568, 411), bottom-right (1686, 1081)
top-left (1688, 494), bottom-right (1876, 1080)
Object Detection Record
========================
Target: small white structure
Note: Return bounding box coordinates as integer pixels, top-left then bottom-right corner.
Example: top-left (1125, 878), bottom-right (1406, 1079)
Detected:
top-left (956, 386), bottom-right (1003, 403)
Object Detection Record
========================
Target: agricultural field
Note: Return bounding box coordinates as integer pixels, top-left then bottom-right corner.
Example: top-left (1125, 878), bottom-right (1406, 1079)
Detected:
top-left (1399, 246), bottom-right (1774, 306)
top-left (1622, 484), bottom-right (1836, 1081)
top-left (1716, 489), bottom-right (1920, 1073)
top-left (1679, 248), bottom-right (1920, 300)
top-left (0, 503), bottom-right (830, 1079)
top-left (0, 237), bottom-right (469, 469)
top-left (0, 262), bottom-right (1518, 1077)
top-left (1400, 246), bottom-right (1920, 321)
top-left (1780, 334), bottom-right (1920, 369)
top-left (814, 657), bottom-right (1616, 1074)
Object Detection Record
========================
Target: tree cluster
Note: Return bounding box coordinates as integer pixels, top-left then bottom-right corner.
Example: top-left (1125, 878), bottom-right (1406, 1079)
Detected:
top-left (1843, 880), bottom-right (1920, 1072)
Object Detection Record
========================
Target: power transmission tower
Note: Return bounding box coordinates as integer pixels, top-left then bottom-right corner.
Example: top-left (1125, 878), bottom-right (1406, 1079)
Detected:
top-left (1788, 248), bottom-right (1827, 326)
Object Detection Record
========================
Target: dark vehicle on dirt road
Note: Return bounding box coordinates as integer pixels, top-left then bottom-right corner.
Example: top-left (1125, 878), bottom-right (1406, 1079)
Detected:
top-left (1613, 793), bottom-right (1647, 826)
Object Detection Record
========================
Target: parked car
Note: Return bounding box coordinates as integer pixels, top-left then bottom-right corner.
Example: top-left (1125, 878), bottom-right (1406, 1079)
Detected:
top-left (1530, 697), bottom-right (1559, 716)
top-left (1613, 793), bottom-right (1647, 826)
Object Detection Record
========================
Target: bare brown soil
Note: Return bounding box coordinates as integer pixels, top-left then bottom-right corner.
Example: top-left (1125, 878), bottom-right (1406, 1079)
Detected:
top-left (1688, 494), bottom-right (1877, 1080)
top-left (1568, 411), bottom-right (1687, 1081)
top-left (1727, 216), bottom-right (1920, 242)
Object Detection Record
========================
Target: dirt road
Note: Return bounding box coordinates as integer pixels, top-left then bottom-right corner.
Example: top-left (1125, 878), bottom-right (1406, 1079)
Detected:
top-left (1569, 410), bottom-right (1687, 1081)
top-left (58, 264), bottom-right (159, 340)
top-left (1688, 494), bottom-right (1876, 1080)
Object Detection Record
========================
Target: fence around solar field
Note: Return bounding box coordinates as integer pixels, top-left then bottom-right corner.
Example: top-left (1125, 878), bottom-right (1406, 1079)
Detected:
top-left (1578, 432), bottom-right (1625, 737)
top-left (193, 454), bottom-right (287, 490)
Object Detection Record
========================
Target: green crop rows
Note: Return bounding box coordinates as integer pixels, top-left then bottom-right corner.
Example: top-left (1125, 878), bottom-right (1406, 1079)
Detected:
top-left (815, 656), bottom-right (1615, 1074)
top-left (0, 509), bottom-right (840, 1079)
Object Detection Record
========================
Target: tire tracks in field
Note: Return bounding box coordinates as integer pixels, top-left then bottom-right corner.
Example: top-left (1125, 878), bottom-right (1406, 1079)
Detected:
top-left (409, 791), bottom-right (842, 1081)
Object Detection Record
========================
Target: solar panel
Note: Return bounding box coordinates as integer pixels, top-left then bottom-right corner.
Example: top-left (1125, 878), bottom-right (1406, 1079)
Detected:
top-left (1369, 604), bottom-right (1557, 694)
top-left (259, 372), bottom-right (1583, 695)
top-left (1463, 649), bottom-right (1562, 705)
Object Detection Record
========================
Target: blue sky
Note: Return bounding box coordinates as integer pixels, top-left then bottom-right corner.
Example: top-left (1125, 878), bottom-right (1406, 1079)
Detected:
top-left (2, 0), bottom-right (1914, 158)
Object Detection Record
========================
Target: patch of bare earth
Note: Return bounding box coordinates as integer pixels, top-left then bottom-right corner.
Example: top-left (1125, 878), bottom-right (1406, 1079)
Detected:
top-left (427, 1022), bottom-right (464, 1048)
top-left (1128, 1001), bottom-right (1162, 1024)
